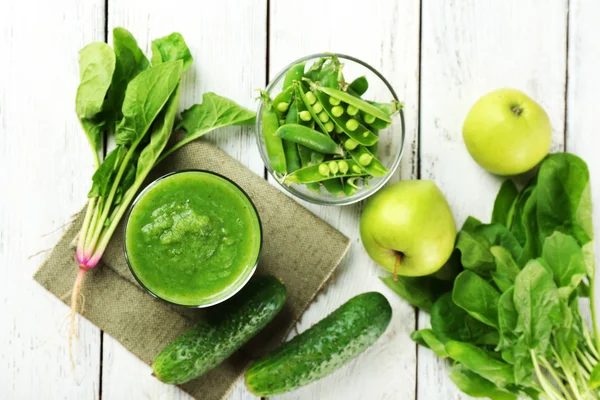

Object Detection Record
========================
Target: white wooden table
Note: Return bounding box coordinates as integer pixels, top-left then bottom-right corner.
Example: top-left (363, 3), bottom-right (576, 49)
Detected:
top-left (2, 0), bottom-right (597, 398)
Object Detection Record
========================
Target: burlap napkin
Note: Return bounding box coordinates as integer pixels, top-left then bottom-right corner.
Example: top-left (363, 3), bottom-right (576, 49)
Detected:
top-left (34, 139), bottom-right (350, 400)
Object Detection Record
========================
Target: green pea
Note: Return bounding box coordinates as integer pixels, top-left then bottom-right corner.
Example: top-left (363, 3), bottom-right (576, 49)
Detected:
top-left (334, 124), bottom-right (343, 134)
top-left (299, 110), bottom-right (312, 121)
top-left (363, 131), bottom-right (369, 138)
top-left (329, 96), bottom-right (341, 106)
top-left (324, 121), bottom-right (334, 132)
top-left (347, 105), bottom-right (358, 116)
top-left (352, 165), bottom-right (362, 174)
top-left (344, 138), bottom-right (358, 150)
top-left (359, 153), bottom-right (373, 166)
top-left (346, 119), bottom-right (359, 131)
top-left (318, 111), bottom-right (330, 123)
top-left (318, 163), bottom-right (330, 177)
top-left (328, 161), bottom-right (339, 175)
top-left (363, 113), bottom-right (376, 124)
top-left (331, 106), bottom-right (344, 117)
top-left (312, 102), bottom-right (323, 114)
top-left (277, 102), bottom-right (290, 113)
top-left (305, 91), bottom-right (317, 105)
top-left (338, 160), bottom-right (349, 174)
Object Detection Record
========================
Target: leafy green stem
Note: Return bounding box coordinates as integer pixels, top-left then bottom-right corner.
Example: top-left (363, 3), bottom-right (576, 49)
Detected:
top-left (75, 197), bottom-right (96, 263)
top-left (532, 351), bottom-right (569, 400)
top-left (591, 274), bottom-right (600, 353)
top-left (540, 356), bottom-right (575, 400)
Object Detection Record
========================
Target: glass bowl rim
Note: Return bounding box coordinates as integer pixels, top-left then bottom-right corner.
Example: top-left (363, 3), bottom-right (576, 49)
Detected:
top-left (123, 169), bottom-right (263, 308)
top-left (256, 52), bottom-right (406, 206)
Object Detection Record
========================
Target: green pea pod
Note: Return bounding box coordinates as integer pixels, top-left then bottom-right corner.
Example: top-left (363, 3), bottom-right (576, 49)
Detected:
top-left (347, 145), bottom-right (388, 177)
top-left (305, 58), bottom-right (327, 81)
top-left (283, 61), bottom-right (305, 90)
top-left (366, 100), bottom-right (402, 130)
top-left (296, 83), bottom-right (329, 134)
top-left (272, 85), bottom-right (295, 119)
top-left (348, 76), bottom-right (368, 96)
top-left (282, 100), bottom-right (302, 173)
top-left (283, 159), bottom-right (367, 184)
top-left (275, 124), bottom-right (342, 155)
top-left (319, 86), bottom-right (391, 123)
top-left (312, 89), bottom-right (378, 146)
top-left (322, 179), bottom-right (344, 195)
top-left (343, 177), bottom-right (358, 196)
top-left (318, 56), bottom-right (343, 89)
top-left (262, 106), bottom-right (287, 174)
top-left (367, 129), bottom-right (379, 155)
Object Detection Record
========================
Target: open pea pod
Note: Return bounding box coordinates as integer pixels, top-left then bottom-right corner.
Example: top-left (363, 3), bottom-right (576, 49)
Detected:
top-left (272, 85), bottom-right (295, 120)
top-left (366, 100), bottom-right (402, 130)
top-left (312, 89), bottom-right (378, 146)
top-left (283, 159), bottom-right (368, 185)
top-left (319, 86), bottom-right (391, 123)
top-left (347, 145), bottom-right (388, 177)
top-left (322, 179), bottom-right (345, 195)
top-left (295, 83), bottom-right (329, 135)
top-left (348, 76), bottom-right (368, 96)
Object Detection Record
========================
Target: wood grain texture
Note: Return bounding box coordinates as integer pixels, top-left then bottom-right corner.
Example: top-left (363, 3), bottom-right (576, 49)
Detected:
top-left (103, 1), bottom-right (266, 399)
top-left (268, 1), bottom-right (420, 399)
top-left (418, 0), bottom-right (568, 398)
top-left (0, 0), bottom-right (104, 398)
top-left (566, 0), bottom-right (600, 342)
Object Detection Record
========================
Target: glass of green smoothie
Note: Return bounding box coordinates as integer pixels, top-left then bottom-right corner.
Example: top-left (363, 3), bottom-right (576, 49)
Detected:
top-left (124, 170), bottom-right (262, 307)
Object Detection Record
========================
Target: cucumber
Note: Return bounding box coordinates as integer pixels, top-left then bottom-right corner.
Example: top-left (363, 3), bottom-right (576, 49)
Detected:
top-left (152, 275), bottom-right (287, 384)
top-left (245, 291), bottom-right (392, 396)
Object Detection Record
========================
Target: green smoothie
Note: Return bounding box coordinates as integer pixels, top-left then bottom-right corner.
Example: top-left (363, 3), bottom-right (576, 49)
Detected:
top-left (125, 171), bottom-right (262, 306)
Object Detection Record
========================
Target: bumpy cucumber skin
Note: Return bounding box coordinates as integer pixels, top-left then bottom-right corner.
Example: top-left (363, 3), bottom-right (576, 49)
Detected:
top-left (152, 275), bottom-right (287, 384)
top-left (245, 291), bottom-right (392, 396)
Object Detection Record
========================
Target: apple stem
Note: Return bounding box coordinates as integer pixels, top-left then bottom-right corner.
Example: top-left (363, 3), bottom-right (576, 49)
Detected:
top-left (393, 254), bottom-right (401, 282)
top-left (511, 106), bottom-right (522, 116)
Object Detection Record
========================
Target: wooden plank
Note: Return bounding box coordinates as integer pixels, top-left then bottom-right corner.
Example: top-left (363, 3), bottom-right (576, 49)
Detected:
top-left (565, 0), bottom-right (600, 337)
top-left (0, 0), bottom-right (104, 398)
top-left (102, 0), bottom-right (267, 399)
top-left (268, 1), bottom-right (420, 399)
top-left (418, 1), bottom-right (568, 398)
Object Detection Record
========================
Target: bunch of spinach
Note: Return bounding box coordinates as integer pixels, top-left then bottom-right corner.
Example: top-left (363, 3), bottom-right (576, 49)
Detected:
top-left (69, 28), bottom-right (255, 364)
top-left (385, 153), bottom-right (600, 400)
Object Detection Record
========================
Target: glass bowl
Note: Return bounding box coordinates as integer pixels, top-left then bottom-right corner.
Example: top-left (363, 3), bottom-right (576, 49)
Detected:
top-left (256, 53), bottom-right (405, 206)
top-left (123, 170), bottom-right (263, 308)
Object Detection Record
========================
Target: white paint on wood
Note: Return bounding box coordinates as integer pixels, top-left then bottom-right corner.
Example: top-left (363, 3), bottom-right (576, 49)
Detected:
top-left (103, 1), bottom-right (266, 399)
top-left (419, 1), bottom-right (568, 399)
top-left (0, 0), bottom-right (105, 398)
top-left (268, 1), bottom-right (420, 399)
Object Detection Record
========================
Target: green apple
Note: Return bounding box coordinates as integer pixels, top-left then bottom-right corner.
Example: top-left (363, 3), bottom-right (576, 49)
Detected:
top-left (462, 88), bottom-right (552, 176)
top-left (360, 180), bottom-right (456, 277)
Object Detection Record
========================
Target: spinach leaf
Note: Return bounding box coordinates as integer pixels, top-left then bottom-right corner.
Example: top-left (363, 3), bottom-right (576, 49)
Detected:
top-left (462, 216), bottom-right (483, 233)
top-left (380, 275), bottom-right (451, 313)
top-left (151, 32), bottom-right (193, 71)
top-left (491, 246), bottom-right (521, 293)
top-left (450, 363), bottom-right (517, 400)
top-left (157, 92), bottom-right (255, 162)
top-left (76, 42), bottom-right (116, 155)
top-left (497, 287), bottom-right (518, 351)
top-left (478, 224), bottom-right (523, 263)
top-left (116, 60), bottom-right (183, 146)
top-left (431, 293), bottom-right (498, 346)
top-left (541, 232), bottom-right (586, 297)
top-left (456, 230), bottom-right (495, 275)
top-left (446, 341), bottom-right (515, 387)
top-left (492, 180), bottom-right (519, 227)
top-left (509, 182), bottom-right (536, 246)
top-left (519, 188), bottom-right (542, 264)
top-left (87, 146), bottom-right (124, 198)
top-left (513, 259), bottom-right (560, 353)
top-left (135, 85), bottom-right (182, 180)
top-left (411, 329), bottom-right (449, 358)
top-left (453, 271), bottom-right (501, 328)
top-left (536, 153), bottom-right (593, 247)
top-left (104, 28), bottom-right (149, 131)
